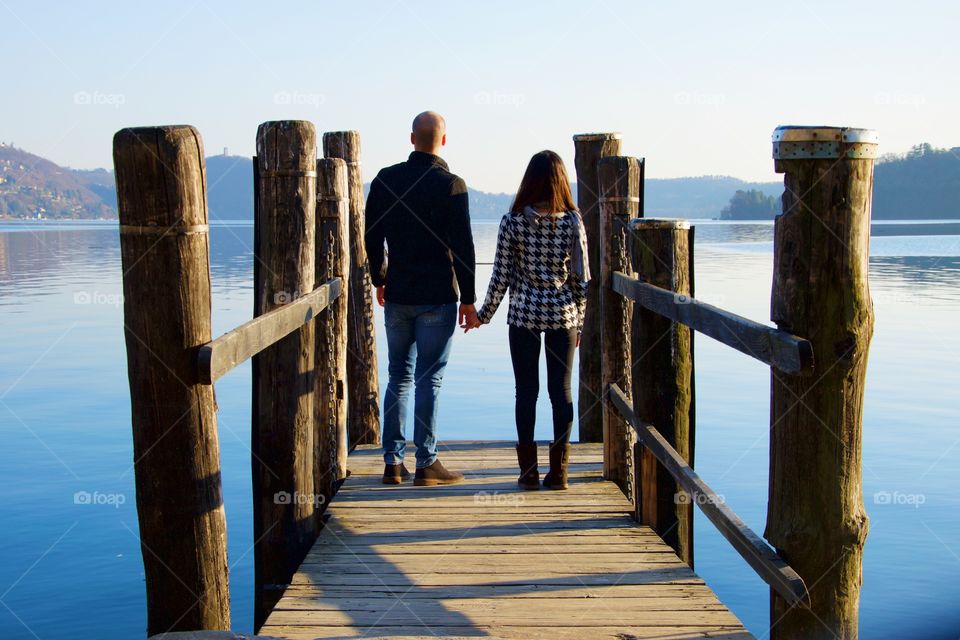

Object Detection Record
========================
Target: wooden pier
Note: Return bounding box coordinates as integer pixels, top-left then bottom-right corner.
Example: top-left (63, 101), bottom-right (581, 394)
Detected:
top-left (260, 442), bottom-right (752, 640)
top-left (118, 123), bottom-right (877, 640)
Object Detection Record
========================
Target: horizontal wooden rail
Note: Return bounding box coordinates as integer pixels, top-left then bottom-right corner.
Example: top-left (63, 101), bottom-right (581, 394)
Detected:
top-left (609, 383), bottom-right (810, 609)
top-left (612, 271), bottom-right (813, 374)
top-left (196, 278), bottom-right (342, 384)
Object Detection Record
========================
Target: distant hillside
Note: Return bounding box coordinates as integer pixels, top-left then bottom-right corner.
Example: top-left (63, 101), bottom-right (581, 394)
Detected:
top-left (872, 144), bottom-right (960, 219)
top-left (0, 145), bottom-right (114, 219)
top-left (3, 144), bottom-right (957, 221)
top-left (205, 155), bottom-right (253, 220)
top-left (640, 177), bottom-right (782, 218)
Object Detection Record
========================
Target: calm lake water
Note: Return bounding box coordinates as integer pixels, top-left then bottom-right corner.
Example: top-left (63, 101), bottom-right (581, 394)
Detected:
top-left (0, 219), bottom-right (958, 639)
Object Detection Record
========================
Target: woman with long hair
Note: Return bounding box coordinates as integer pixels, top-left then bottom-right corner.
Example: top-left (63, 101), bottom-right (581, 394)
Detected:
top-left (465, 150), bottom-right (589, 490)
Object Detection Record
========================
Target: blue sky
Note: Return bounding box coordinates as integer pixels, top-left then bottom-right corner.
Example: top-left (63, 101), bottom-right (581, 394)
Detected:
top-left (1, 0), bottom-right (957, 191)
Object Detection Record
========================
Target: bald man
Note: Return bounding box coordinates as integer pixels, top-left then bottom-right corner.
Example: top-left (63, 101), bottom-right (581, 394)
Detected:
top-left (365, 111), bottom-right (477, 486)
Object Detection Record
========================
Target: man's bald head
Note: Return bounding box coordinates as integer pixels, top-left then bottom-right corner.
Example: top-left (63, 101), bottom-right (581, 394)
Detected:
top-left (411, 111), bottom-right (446, 153)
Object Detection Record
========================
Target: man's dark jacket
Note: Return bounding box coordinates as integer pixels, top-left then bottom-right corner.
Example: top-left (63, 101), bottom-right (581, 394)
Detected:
top-left (365, 151), bottom-right (476, 305)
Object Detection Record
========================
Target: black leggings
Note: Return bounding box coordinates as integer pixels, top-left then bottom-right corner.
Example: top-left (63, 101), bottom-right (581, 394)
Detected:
top-left (508, 325), bottom-right (577, 446)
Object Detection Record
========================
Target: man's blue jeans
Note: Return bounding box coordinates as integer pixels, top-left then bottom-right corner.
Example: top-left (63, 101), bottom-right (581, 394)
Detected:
top-left (382, 302), bottom-right (457, 468)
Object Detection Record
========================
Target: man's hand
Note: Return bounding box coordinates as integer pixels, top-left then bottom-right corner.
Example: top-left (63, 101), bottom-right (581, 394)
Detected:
top-left (375, 285), bottom-right (385, 307)
top-left (576, 332), bottom-right (582, 348)
top-left (459, 303), bottom-right (480, 332)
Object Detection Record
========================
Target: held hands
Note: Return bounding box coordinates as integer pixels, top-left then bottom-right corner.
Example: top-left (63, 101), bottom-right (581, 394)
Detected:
top-left (375, 285), bottom-right (385, 307)
top-left (459, 303), bottom-right (482, 333)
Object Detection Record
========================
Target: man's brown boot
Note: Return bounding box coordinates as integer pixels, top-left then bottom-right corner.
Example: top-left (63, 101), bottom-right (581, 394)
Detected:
top-left (542, 441), bottom-right (570, 490)
top-left (414, 459), bottom-right (464, 486)
top-left (516, 443), bottom-right (540, 490)
top-left (382, 462), bottom-right (412, 485)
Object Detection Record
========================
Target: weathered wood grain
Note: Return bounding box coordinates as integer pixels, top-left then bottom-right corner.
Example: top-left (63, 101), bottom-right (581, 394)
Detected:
top-left (260, 442), bottom-right (752, 639)
top-left (597, 156), bottom-right (640, 493)
top-left (612, 272), bottom-right (813, 374)
top-left (767, 131), bottom-right (875, 639)
top-left (252, 120), bottom-right (318, 629)
top-left (322, 131), bottom-right (381, 447)
top-left (197, 280), bottom-right (340, 384)
top-left (572, 133), bottom-right (623, 443)
top-left (628, 219), bottom-right (695, 566)
top-left (609, 385), bottom-right (808, 608)
top-left (314, 158), bottom-right (350, 509)
top-left (114, 125), bottom-right (231, 634)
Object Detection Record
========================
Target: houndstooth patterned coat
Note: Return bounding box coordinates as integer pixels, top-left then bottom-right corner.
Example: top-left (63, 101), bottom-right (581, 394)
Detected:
top-left (477, 208), bottom-right (588, 332)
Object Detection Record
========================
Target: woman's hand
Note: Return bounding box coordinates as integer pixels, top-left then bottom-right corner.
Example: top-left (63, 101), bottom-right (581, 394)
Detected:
top-left (461, 310), bottom-right (482, 333)
top-left (576, 332), bottom-right (582, 348)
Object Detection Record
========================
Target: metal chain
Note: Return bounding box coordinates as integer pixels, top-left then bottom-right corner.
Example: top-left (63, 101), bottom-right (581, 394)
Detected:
top-left (615, 223), bottom-right (635, 501)
top-left (324, 226), bottom-right (338, 491)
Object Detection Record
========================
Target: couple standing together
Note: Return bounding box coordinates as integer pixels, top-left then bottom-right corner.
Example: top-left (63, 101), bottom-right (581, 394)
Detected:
top-left (365, 111), bottom-right (589, 491)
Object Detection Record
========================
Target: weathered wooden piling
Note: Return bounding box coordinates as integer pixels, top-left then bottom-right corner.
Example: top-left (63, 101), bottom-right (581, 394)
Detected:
top-left (597, 155), bottom-right (640, 493)
top-left (766, 125), bottom-right (876, 639)
top-left (629, 219), bottom-right (695, 567)
top-left (114, 125), bottom-right (230, 634)
top-left (314, 157), bottom-right (350, 504)
top-left (252, 120), bottom-right (317, 629)
top-left (322, 131), bottom-right (381, 447)
top-left (573, 133), bottom-right (623, 442)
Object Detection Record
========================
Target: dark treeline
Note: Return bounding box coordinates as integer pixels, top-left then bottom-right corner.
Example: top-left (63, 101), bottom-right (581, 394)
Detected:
top-left (721, 143), bottom-right (960, 220)
top-left (719, 189), bottom-right (779, 220)
top-left (872, 143), bottom-right (960, 219)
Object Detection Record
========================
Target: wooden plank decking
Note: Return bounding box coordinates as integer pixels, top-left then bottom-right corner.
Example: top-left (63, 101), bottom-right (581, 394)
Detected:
top-left (260, 442), bottom-right (753, 639)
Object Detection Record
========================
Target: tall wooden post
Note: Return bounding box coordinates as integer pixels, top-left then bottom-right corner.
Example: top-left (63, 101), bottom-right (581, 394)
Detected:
top-left (629, 219), bottom-right (695, 567)
top-left (114, 125), bottom-right (230, 634)
top-left (597, 155), bottom-right (639, 494)
top-left (573, 133), bottom-right (623, 442)
top-left (252, 120), bottom-right (317, 629)
top-left (315, 157), bottom-right (350, 507)
top-left (766, 126), bottom-right (876, 639)
top-left (323, 131), bottom-right (381, 447)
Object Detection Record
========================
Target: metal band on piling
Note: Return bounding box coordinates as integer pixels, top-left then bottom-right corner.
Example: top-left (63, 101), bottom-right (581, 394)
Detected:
top-left (599, 196), bottom-right (641, 203)
top-left (573, 132), bottom-right (623, 142)
top-left (260, 169), bottom-right (317, 178)
top-left (119, 224), bottom-right (209, 236)
top-left (772, 126), bottom-right (879, 160)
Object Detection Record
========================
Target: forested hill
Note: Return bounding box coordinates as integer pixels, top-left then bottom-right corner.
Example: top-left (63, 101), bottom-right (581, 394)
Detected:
top-left (872, 144), bottom-right (960, 219)
top-left (720, 143), bottom-right (960, 220)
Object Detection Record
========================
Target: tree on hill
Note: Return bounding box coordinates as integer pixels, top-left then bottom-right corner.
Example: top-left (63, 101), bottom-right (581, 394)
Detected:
top-left (872, 143), bottom-right (960, 219)
top-left (719, 189), bottom-right (780, 220)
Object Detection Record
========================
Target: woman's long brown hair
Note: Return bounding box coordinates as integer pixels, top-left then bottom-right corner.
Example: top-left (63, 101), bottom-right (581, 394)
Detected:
top-left (510, 150), bottom-right (577, 214)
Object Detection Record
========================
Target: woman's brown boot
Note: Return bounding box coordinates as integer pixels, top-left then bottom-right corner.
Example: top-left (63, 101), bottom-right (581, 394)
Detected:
top-left (542, 441), bottom-right (570, 490)
top-left (516, 443), bottom-right (540, 490)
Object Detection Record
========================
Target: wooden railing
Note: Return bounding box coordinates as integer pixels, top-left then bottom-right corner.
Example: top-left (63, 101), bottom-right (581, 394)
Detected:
top-left (115, 122), bottom-right (372, 635)
top-left (575, 126), bottom-right (876, 639)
